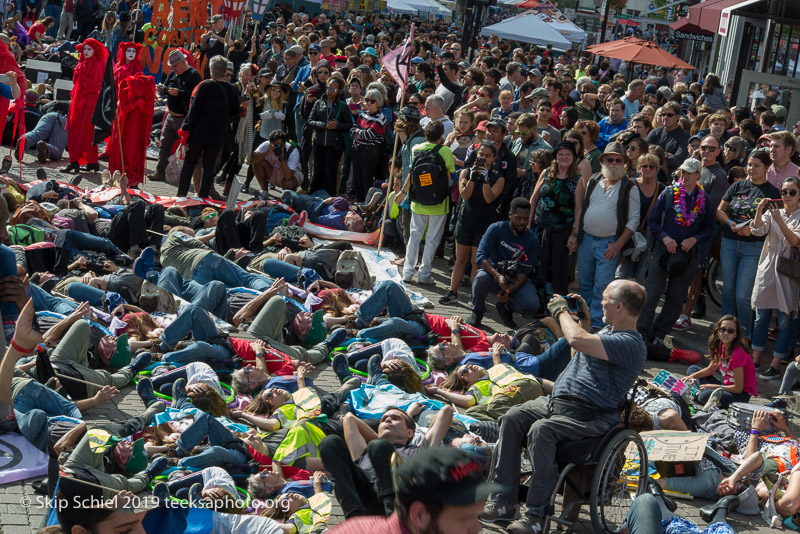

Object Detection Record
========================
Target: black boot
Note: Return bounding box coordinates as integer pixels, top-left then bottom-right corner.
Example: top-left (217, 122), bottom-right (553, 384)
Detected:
top-left (496, 301), bottom-right (517, 329)
top-left (83, 163), bottom-right (99, 173)
top-left (700, 494), bottom-right (740, 523)
top-left (646, 476), bottom-right (677, 513)
top-left (691, 294), bottom-right (706, 319)
top-left (61, 161), bottom-right (80, 174)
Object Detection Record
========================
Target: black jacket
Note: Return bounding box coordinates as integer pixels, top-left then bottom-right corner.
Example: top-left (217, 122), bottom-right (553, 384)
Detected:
top-left (182, 79), bottom-right (240, 145)
top-left (307, 97), bottom-right (353, 147)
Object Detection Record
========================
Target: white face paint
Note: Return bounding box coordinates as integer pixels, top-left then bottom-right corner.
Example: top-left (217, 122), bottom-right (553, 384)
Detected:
top-left (83, 44), bottom-right (94, 58)
top-left (125, 47), bottom-right (136, 62)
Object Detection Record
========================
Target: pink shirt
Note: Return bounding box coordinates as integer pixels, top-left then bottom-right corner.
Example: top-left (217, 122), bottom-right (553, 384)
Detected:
top-left (766, 161), bottom-right (800, 189)
top-left (718, 346), bottom-right (758, 397)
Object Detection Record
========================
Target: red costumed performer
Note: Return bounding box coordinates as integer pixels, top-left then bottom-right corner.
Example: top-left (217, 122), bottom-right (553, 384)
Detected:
top-left (0, 39), bottom-right (26, 162)
top-left (63, 38), bottom-right (108, 174)
top-left (108, 42), bottom-right (152, 186)
top-left (112, 74), bottom-right (155, 187)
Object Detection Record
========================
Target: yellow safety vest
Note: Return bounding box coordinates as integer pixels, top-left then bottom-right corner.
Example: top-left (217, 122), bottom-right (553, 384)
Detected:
top-left (289, 492), bottom-right (333, 533)
top-left (273, 421), bottom-right (326, 466)
top-left (469, 364), bottom-right (539, 404)
top-left (274, 389), bottom-right (323, 429)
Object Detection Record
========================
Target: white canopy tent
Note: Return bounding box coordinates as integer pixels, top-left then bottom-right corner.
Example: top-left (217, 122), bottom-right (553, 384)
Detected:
top-left (480, 14), bottom-right (572, 48)
top-left (515, 8), bottom-right (586, 44)
top-left (387, 0), bottom-right (448, 15)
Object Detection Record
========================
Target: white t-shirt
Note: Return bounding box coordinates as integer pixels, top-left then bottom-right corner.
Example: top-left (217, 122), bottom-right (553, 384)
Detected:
top-left (202, 466), bottom-right (238, 497)
top-left (582, 179), bottom-right (640, 238)
top-left (186, 362), bottom-right (225, 397)
top-left (254, 141), bottom-right (302, 180)
top-left (420, 116), bottom-right (454, 139)
top-left (380, 338), bottom-right (416, 370)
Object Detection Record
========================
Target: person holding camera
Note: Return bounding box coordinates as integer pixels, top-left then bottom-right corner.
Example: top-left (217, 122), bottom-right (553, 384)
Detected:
top-left (441, 139), bottom-right (505, 305)
top-left (466, 197), bottom-right (539, 329)
top-left (250, 130), bottom-right (302, 193)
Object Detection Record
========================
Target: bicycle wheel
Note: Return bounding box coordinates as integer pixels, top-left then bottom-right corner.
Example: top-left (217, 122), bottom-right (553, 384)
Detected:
top-left (705, 258), bottom-right (722, 307)
top-left (589, 429), bottom-right (648, 534)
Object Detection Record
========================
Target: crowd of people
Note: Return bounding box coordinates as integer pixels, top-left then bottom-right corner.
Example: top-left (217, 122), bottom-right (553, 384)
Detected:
top-left (0, 2), bottom-right (797, 534)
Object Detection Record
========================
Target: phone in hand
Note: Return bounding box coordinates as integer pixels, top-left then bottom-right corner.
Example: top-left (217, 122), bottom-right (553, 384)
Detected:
top-left (475, 157), bottom-right (485, 168)
top-left (765, 198), bottom-right (784, 210)
top-left (565, 297), bottom-right (579, 312)
top-left (0, 73), bottom-right (11, 83)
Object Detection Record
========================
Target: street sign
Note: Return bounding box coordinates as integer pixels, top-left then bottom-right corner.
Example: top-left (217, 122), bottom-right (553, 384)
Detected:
top-left (648, 3), bottom-right (655, 8)
top-left (564, 7), bottom-right (576, 18)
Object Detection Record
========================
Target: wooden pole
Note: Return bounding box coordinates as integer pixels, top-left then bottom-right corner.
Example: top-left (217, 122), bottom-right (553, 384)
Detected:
top-left (374, 89), bottom-right (407, 257)
top-left (54, 373), bottom-right (107, 389)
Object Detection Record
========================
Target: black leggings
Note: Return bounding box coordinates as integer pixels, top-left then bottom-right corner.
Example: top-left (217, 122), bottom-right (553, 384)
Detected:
top-left (311, 144), bottom-right (343, 197)
top-left (178, 141), bottom-right (222, 198)
top-left (108, 197), bottom-right (165, 251)
top-left (351, 146), bottom-right (383, 203)
top-left (214, 209), bottom-right (267, 254)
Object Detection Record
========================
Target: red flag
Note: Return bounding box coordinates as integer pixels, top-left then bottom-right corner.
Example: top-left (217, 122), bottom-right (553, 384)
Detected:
top-left (381, 24), bottom-right (415, 93)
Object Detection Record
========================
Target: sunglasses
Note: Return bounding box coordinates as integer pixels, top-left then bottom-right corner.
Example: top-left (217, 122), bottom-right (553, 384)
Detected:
top-left (479, 92), bottom-right (489, 98)
top-left (604, 157), bottom-right (624, 164)
top-left (718, 327), bottom-right (736, 335)
top-left (700, 145), bottom-right (719, 151)
top-left (639, 164), bottom-right (657, 169)
top-left (659, 112), bottom-right (677, 117)
top-left (514, 126), bottom-right (536, 135)
top-left (309, 50), bottom-right (320, 55)
top-left (782, 189), bottom-right (799, 197)
top-left (724, 145), bottom-right (734, 150)
top-left (408, 101), bottom-right (420, 106)
top-left (263, 387), bottom-right (277, 399)
top-left (626, 145), bottom-right (638, 152)
top-left (364, 98), bottom-right (377, 104)
top-left (203, 212), bottom-right (218, 221)
top-left (458, 365), bottom-right (470, 377)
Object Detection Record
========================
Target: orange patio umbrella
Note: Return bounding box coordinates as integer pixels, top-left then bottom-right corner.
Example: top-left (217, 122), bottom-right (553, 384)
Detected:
top-left (586, 36), bottom-right (696, 69)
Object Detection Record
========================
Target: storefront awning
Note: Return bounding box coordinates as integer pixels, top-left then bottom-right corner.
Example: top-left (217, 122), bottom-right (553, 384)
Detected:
top-left (687, 0), bottom-right (745, 34)
top-left (671, 17), bottom-right (715, 42)
top-left (718, 0), bottom-right (764, 35)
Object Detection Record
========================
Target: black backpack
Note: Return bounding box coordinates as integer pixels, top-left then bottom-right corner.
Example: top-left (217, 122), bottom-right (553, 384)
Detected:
top-left (409, 145), bottom-right (450, 206)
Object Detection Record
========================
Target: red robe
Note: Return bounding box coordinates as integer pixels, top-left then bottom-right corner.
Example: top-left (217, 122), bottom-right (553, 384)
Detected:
top-left (108, 42), bottom-right (147, 184)
top-left (109, 74), bottom-right (154, 187)
top-left (67, 39), bottom-right (107, 165)
top-left (0, 39), bottom-right (26, 149)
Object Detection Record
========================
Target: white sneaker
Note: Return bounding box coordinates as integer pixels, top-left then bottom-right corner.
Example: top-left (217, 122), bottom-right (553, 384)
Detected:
top-left (403, 272), bottom-right (414, 283)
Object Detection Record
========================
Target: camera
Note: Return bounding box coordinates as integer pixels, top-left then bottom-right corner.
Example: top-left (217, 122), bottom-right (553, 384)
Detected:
top-left (496, 258), bottom-right (533, 280)
top-left (272, 143), bottom-right (283, 157)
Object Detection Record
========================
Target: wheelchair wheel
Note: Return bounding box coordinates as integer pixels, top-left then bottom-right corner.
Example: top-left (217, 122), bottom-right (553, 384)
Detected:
top-left (589, 429), bottom-right (648, 534)
top-left (705, 257), bottom-right (722, 308)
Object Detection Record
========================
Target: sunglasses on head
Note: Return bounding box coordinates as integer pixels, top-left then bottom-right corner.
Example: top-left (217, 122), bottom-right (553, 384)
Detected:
top-left (718, 327), bottom-right (736, 335)
top-left (203, 212), bottom-right (218, 221)
top-left (782, 189), bottom-right (799, 197)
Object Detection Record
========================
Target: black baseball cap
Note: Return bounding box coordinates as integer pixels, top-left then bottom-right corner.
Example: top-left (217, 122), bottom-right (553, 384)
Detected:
top-left (395, 448), bottom-right (501, 507)
top-left (486, 118), bottom-right (507, 132)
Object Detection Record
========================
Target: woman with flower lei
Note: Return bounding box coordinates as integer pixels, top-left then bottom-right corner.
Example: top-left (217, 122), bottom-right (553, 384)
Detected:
top-left (637, 158), bottom-right (715, 344)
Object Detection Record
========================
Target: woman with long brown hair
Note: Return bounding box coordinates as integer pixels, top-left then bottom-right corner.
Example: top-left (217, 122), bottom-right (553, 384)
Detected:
top-left (685, 315), bottom-right (757, 409)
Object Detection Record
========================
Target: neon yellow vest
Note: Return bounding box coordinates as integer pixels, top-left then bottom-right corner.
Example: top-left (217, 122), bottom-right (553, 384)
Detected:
top-left (469, 364), bottom-right (538, 404)
top-left (289, 492), bottom-right (333, 533)
top-left (273, 421), bottom-right (326, 465)
top-left (275, 388), bottom-right (323, 428)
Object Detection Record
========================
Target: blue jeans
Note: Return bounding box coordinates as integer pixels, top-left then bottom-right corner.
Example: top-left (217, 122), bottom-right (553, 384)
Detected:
top-left (14, 381), bottom-right (82, 452)
top-left (66, 282), bottom-right (106, 307)
top-left (720, 237), bottom-right (761, 339)
top-left (28, 282), bottom-right (78, 314)
top-left (261, 257), bottom-right (301, 284)
top-left (753, 308), bottom-right (796, 358)
top-left (355, 280), bottom-right (426, 340)
top-left (61, 230), bottom-right (120, 258)
top-left (192, 253), bottom-right (271, 291)
top-left (176, 412), bottom-right (247, 469)
top-left (471, 270), bottom-right (540, 316)
top-left (162, 341), bottom-right (229, 366)
top-left (625, 494), bottom-right (662, 534)
top-left (686, 364), bottom-right (751, 409)
top-left (578, 234), bottom-right (618, 329)
top-left (152, 367), bottom-right (187, 395)
top-left (44, 4), bottom-right (60, 37)
top-left (156, 266), bottom-right (228, 319)
top-left (0, 244), bottom-right (18, 320)
top-left (284, 190), bottom-right (328, 220)
top-left (160, 304), bottom-right (220, 350)
top-left (23, 112), bottom-right (67, 160)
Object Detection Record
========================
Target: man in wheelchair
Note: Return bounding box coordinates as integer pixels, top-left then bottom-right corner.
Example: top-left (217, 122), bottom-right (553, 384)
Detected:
top-left (480, 279), bottom-right (648, 534)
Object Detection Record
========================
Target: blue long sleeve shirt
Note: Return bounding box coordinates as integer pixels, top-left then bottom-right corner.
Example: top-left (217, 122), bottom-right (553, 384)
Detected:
top-left (647, 186), bottom-right (715, 245)
top-left (476, 221), bottom-right (540, 274)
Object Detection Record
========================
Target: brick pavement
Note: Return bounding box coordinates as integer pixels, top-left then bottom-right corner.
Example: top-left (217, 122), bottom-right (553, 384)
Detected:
top-left (0, 154), bottom-right (780, 532)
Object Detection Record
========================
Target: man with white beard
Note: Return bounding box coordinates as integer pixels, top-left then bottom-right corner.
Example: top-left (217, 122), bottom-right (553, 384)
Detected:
top-left (575, 142), bottom-right (640, 329)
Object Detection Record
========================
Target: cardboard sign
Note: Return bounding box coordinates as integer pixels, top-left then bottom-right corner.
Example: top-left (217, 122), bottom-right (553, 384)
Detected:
top-left (637, 431), bottom-right (709, 462)
top-left (652, 369), bottom-right (691, 396)
top-left (24, 59), bottom-right (63, 86)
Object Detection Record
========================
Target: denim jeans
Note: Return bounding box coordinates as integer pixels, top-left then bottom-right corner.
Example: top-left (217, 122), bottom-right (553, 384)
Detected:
top-left (160, 304), bottom-right (219, 350)
top-left (162, 341), bottom-right (229, 366)
top-left (577, 234), bottom-right (618, 329)
top-left (355, 280), bottom-right (428, 339)
top-left (284, 190), bottom-right (328, 219)
top-left (780, 361), bottom-right (800, 395)
top-left (66, 282), bottom-right (106, 307)
top-left (720, 237), bottom-right (762, 339)
top-left (22, 112), bottom-right (67, 160)
top-left (192, 253), bottom-right (271, 291)
top-left (61, 230), bottom-right (121, 258)
top-left (176, 412), bottom-right (247, 469)
top-left (625, 494), bottom-right (663, 534)
top-left (686, 364), bottom-right (751, 409)
top-left (14, 381), bottom-right (82, 452)
top-left (152, 367), bottom-right (187, 395)
top-left (156, 267), bottom-right (228, 319)
top-left (753, 308), bottom-right (794, 358)
top-left (663, 467), bottom-right (723, 500)
top-left (0, 244), bottom-right (18, 320)
top-left (28, 282), bottom-right (78, 315)
top-left (471, 270), bottom-right (540, 316)
top-left (44, 4), bottom-right (61, 37)
top-left (261, 258), bottom-right (301, 284)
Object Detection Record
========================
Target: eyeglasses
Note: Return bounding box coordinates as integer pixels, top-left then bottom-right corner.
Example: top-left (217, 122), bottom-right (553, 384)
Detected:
top-left (263, 387), bottom-right (276, 400)
top-left (203, 212), bottom-right (218, 221)
top-left (626, 145), bottom-right (638, 152)
top-left (408, 101), bottom-right (420, 107)
top-left (782, 189), bottom-right (799, 197)
top-left (700, 145), bottom-right (719, 151)
top-left (724, 145), bottom-right (734, 150)
top-left (604, 157), bottom-right (624, 164)
top-left (309, 51), bottom-right (320, 55)
top-left (718, 327), bottom-right (736, 335)
top-left (659, 112), bottom-right (677, 117)
top-left (639, 164), bottom-right (657, 169)
top-left (364, 98), bottom-right (377, 104)
top-left (326, 86), bottom-right (338, 91)
top-left (514, 126), bottom-right (536, 135)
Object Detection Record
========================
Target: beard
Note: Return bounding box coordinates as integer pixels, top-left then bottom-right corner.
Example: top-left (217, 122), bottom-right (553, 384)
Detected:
top-left (601, 163), bottom-right (626, 181)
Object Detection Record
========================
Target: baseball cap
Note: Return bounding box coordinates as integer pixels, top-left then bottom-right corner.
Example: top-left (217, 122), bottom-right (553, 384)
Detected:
top-left (529, 68), bottom-right (542, 79)
top-left (309, 43), bottom-right (321, 52)
top-left (678, 158), bottom-right (702, 174)
top-left (98, 333), bottom-right (131, 369)
top-left (411, 56), bottom-right (424, 64)
top-left (395, 448), bottom-right (501, 507)
top-left (399, 105), bottom-right (421, 121)
top-left (88, 428), bottom-right (148, 474)
top-left (258, 68), bottom-right (273, 77)
top-left (772, 104), bottom-right (788, 120)
top-left (475, 120), bottom-right (488, 131)
top-left (526, 87), bottom-right (549, 100)
top-left (305, 310), bottom-right (327, 345)
top-left (486, 118), bottom-right (507, 132)
top-left (211, 14), bottom-right (224, 22)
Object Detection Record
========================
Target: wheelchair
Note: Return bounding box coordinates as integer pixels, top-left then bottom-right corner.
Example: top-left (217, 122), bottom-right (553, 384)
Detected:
top-left (520, 382), bottom-right (649, 533)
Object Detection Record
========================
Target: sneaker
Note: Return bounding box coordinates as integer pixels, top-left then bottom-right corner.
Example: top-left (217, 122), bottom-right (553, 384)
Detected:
top-left (438, 290), bottom-right (458, 305)
top-left (188, 482), bottom-right (204, 507)
top-left (280, 190), bottom-right (293, 206)
top-left (36, 168), bottom-right (47, 182)
top-left (460, 275), bottom-right (471, 287)
top-left (172, 378), bottom-right (192, 409)
top-left (127, 352), bottom-right (153, 375)
top-left (418, 276), bottom-right (435, 285)
top-left (331, 353), bottom-right (352, 385)
top-left (506, 514), bottom-right (545, 534)
top-left (496, 301), bottom-right (516, 329)
top-left (145, 456), bottom-right (169, 479)
top-left (466, 311), bottom-right (483, 327)
top-left (691, 295), bottom-right (706, 319)
top-left (759, 366), bottom-right (782, 380)
top-left (767, 398), bottom-right (788, 410)
top-left (133, 246), bottom-right (156, 279)
top-left (152, 482), bottom-right (170, 505)
top-left (137, 377), bottom-right (157, 407)
top-left (672, 315), bottom-right (691, 332)
top-left (324, 328), bottom-right (349, 351)
top-left (287, 213), bottom-right (300, 226)
top-left (147, 170), bottom-right (166, 182)
top-left (402, 272), bottom-right (415, 283)
top-left (367, 354), bottom-right (384, 382)
top-left (479, 501), bottom-right (516, 523)
top-left (36, 140), bottom-right (48, 163)
top-left (298, 210), bottom-right (308, 227)
top-left (670, 349), bottom-right (701, 365)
